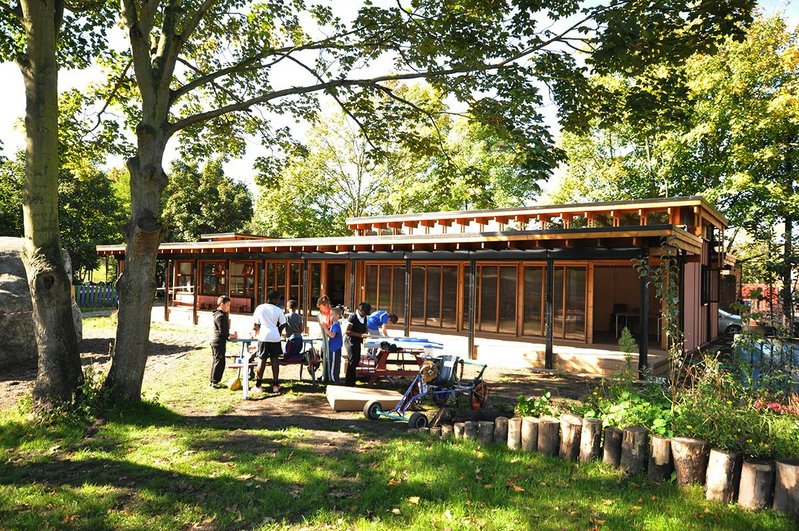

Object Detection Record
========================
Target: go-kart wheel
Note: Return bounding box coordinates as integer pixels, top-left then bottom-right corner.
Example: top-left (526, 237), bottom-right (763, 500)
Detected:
top-left (363, 400), bottom-right (383, 420)
top-left (408, 412), bottom-right (429, 429)
top-left (471, 380), bottom-right (488, 410)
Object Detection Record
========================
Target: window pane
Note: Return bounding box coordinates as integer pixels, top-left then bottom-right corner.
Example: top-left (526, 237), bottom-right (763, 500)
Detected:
top-left (523, 267), bottom-right (543, 336)
top-left (479, 266), bottom-right (498, 333)
top-left (365, 265), bottom-right (378, 308)
top-left (289, 263), bottom-right (302, 304)
top-left (201, 262), bottom-right (225, 296)
top-left (379, 266), bottom-right (392, 312)
top-left (426, 266), bottom-right (441, 327)
top-left (498, 266), bottom-right (517, 334)
top-left (411, 266), bottom-right (425, 326)
top-left (309, 263), bottom-right (321, 315)
top-left (441, 266), bottom-right (458, 329)
top-left (565, 267), bottom-right (586, 340)
top-left (275, 263), bottom-right (286, 292)
top-left (392, 266), bottom-right (406, 324)
top-left (553, 268), bottom-right (564, 338)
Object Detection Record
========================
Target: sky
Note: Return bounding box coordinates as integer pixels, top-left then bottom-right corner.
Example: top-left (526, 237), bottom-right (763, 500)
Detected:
top-left (0, 1), bottom-right (796, 197)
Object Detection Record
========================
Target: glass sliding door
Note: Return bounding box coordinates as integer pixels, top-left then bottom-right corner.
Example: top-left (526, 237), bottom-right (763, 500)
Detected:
top-left (478, 266), bottom-right (498, 332)
top-left (498, 266), bottom-right (517, 334)
top-left (565, 267), bottom-right (586, 340)
top-left (523, 266), bottom-right (544, 336)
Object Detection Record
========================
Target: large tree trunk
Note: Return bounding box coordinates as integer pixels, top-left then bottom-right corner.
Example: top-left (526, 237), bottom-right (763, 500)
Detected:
top-left (18, 0), bottom-right (82, 406)
top-left (104, 127), bottom-right (167, 401)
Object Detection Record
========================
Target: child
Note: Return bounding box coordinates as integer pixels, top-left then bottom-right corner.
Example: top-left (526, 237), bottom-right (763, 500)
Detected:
top-left (210, 295), bottom-right (237, 388)
top-left (325, 306), bottom-right (344, 384)
top-left (284, 299), bottom-right (303, 358)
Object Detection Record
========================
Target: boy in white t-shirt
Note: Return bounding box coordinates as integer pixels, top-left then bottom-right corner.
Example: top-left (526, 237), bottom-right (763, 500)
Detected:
top-left (253, 290), bottom-right (287, 393)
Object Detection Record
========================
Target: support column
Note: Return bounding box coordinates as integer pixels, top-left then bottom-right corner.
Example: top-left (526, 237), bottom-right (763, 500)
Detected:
top-left (545, 257), bottom-right (554, 369)
top-left (302, 258), bottom-right (308, 332)
top-left (192, 259), bottom-right (199, 326)
top-left (639, 256), bottom-right (649, 378)
top-left (468, 258), bottom-right (476, 360)
top-left (164, 258), bottom-right (171, 322)
top-left (404, 258), bottom-right (411, 337)
top-left (349, 258), bottom-right (356, 310)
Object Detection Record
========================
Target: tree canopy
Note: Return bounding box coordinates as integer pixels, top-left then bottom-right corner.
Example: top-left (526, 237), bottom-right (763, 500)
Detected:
top-left (162, 159), bottom-right (253, 241)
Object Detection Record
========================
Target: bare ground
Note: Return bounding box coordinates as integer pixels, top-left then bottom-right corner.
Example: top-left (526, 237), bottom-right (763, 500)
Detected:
top-left (0, 322), bottom-right (597, 433)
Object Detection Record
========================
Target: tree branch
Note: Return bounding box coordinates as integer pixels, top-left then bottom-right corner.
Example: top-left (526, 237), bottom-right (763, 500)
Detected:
top-left (179, 0), bottom-right (217, 42)
top-left (87, 58), bottom-right (133, 134)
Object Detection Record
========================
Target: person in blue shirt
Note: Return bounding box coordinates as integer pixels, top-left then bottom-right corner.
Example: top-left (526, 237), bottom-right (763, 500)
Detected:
top-left (324, 306), bottom-right (344, 384)
top-left (366, 310), bottom-right (399, 337)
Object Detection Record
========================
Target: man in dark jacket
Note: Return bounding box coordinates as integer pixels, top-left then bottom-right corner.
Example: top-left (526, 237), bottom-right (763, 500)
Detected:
top-left (344, 302), bottom-right (371, 386)
top-left (210, 295), bottom-right (237, 388)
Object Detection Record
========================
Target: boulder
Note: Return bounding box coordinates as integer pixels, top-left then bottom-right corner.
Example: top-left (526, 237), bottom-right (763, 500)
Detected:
top-left (0, 237), bottom-right (82, 371)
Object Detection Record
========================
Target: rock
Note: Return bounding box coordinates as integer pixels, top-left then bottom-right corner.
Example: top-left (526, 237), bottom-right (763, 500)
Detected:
top-left (0, 237), bottom-right (82, 371)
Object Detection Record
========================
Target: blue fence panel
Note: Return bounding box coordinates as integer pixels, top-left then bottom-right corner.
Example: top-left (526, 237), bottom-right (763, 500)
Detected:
top-left (76, 283), bottom-right (117, 307)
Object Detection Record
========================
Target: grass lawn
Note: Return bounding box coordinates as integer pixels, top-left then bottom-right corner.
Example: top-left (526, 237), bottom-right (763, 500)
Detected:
top-left (0, 320), bottom-right (795, 530)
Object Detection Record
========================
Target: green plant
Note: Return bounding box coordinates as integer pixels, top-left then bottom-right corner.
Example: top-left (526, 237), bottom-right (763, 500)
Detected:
top-left (515, 392), bottom-right (558, 417)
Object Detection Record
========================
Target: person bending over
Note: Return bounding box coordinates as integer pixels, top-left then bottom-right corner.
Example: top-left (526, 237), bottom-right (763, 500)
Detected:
top-left (366, 309), bottom-right (399, 337)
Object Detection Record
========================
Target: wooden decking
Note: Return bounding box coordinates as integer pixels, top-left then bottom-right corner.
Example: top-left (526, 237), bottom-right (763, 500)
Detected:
top-left (523, 345), bottom-right (669, 377)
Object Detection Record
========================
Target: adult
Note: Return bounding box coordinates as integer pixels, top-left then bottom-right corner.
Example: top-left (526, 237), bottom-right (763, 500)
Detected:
top-left (317, 295), bottom-right (332, 383)
top-left (344, 302), bottom-right (370, 386)
top-left (366, 310), bottom-right (399, 337)
top-left (210, 295), bottom-right (236, 388)
top-left (253, 290), bottom-right (287, 393)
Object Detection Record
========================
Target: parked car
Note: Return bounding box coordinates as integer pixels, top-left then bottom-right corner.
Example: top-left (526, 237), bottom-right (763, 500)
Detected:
top-left (718, 309), bottom-right (742, 336)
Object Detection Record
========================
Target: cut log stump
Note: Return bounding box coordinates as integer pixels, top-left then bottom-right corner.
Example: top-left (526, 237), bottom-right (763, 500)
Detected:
top-left (441, 424), bottom-right (454, 441)
top-left (773, 459), bottom-right (799, 518)
top-left (463, 421), bottom-right (477, 441)
top-left (430, 426), bottom-right (442, 439)
top-left (454, 422), bottom-right (466, 439)
top-left (579, 418), bottom-right (602, 463)
top-left (418, 427), bottom-right (430, 436)
top-left (738, 460), bottom-right (775, 510)
top-left (507, 417), bottom-right (522, 450)
top-left (620, 426), bottom-right (649, 476)
top-left (538, 416), bottom-right (560, 457)
top-left (648, 436), bottom-right (674, 483)
top-left (705, 449), bottom-right (742, 504)
top-left (603, 427), bottom-right (623, 468)
top-left (478, 421), bottom-right (494, 445)
top-left (559, 414), bottom-right (583, 462)
top-left (521, 417), bottom-right (538, 452)
top-left (671, 437), bottom-right (709, 487)
top-left (494, 417), bottom-right (509, 445)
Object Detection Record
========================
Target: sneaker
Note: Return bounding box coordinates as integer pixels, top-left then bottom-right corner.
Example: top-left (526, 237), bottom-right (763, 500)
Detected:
top-left (272, 384), bottom-right (281, 393)
top-left (209, 382), bottom-right (225, 389)
top-left (252, 385), bottom-right (265, 394)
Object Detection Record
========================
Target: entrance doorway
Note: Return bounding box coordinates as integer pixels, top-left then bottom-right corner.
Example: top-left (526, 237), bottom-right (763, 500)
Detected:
top-left (308, 262), bottom-right (350, 310)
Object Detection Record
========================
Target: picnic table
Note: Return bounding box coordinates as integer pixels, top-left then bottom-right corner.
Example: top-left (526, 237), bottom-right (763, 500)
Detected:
top-left (355, 337), bottom-right (444, 384)
top-left (226, 337), bottom-right (323, 399)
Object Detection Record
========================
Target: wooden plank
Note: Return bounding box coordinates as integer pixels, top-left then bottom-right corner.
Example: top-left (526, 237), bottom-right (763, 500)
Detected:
top-left (325, 385), bottom-right (404, 411)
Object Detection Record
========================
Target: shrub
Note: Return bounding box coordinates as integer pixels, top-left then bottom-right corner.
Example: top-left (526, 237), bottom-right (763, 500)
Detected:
top-left (515, 392), bottom-right (559, 417)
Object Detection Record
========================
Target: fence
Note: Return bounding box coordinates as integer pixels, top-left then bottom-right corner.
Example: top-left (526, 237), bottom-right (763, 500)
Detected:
top-left (75, 283), bottom-right (118, 307)
top-left (735, 337), bottom-right (799, 394)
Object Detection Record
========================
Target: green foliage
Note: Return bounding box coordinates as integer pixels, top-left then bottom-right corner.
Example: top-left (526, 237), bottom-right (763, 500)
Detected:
top-left (515, 392), bottom-right (558, 418)
top-left (617, 326), bottom-right (637, 378)
top-left (0, 158), bottom-right (23, 236)
top-left (577, 382), bottom-right (674, 436)
top-left (162, 159), bottom-right (254, 242)
top-left (0, 154), bottom-right (124, 279)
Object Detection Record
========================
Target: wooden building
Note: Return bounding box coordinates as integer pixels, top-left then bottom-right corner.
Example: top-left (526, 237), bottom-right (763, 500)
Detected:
top-left (97, 196), bottom-right (734, 375)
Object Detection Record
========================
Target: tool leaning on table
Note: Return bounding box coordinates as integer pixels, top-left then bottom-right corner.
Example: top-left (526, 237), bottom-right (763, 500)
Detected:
top-left (226, 337), bottom-right (323, 399)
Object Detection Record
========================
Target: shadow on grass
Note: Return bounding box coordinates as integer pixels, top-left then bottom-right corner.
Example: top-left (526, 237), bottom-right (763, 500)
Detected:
top-left (1, 402), bottom-right (795, 529)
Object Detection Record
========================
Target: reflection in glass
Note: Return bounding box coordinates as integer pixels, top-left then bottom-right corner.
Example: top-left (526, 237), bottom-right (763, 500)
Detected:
top-left (565, 267), bottom-right (586, 339)
top-left (479, 266), bottom-right (498, 332)
top-left (411, 266), bottom-right (425, 326)
top-left (426, 266), bottom-right (441, 326)
top-left (553, 268), bottom-right (564, 338)
top-left (441, 266), bottom-right (458, 329)
top-left (392, 266), bottom-right (406, 324)
top-left (523, 267), bottom-right (543, 336)
top-left (498, 266), bottom-right (517, 334)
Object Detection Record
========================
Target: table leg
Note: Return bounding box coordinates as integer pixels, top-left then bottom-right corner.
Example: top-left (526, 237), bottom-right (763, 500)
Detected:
top-left (241, 342), bottom-right (249, 400)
